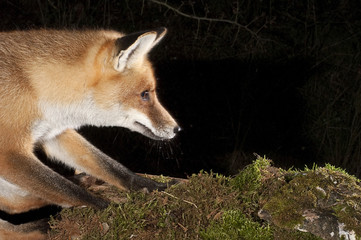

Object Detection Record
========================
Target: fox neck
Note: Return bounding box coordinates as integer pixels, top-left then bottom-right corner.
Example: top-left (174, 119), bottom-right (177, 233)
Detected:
top-left (31, 94), bottom-right (124, 142)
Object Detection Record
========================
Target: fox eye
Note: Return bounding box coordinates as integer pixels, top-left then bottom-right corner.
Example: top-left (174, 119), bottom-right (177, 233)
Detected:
top-left (141, 90), bottom-right (150, 101)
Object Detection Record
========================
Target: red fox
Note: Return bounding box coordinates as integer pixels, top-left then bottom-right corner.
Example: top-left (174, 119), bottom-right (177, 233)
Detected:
top-left (0, 28), bottom-right (180, 239)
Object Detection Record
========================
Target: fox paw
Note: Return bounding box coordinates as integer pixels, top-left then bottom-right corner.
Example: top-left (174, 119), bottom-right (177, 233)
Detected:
top-left (132, 177), bottom-right (180, 193)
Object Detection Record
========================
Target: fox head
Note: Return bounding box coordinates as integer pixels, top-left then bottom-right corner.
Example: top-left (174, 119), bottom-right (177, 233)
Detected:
top-left (90, 28), bottom-right (180, 140)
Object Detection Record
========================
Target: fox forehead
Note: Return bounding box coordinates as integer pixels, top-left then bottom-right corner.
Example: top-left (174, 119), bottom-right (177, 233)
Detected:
top-left (88, 59), bottom-right (156, 110)
top-left (111, 61), bottom-right (156, 92)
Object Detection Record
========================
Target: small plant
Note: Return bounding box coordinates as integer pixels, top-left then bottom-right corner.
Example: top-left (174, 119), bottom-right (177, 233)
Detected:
top-left (201, 210), bottom-right (273, 240)
top-left (230, 155), bottom-right (271, 213)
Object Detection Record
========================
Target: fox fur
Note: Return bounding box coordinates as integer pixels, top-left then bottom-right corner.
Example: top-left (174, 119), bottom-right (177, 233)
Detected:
top-left (0, 28), bottom-right (179, 238)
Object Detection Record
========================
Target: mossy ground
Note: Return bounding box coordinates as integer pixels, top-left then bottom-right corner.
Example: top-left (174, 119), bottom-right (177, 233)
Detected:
top-left (260, 164), bottom-right (361, 238)
top-left (48, 155), bottom-right (361, 239)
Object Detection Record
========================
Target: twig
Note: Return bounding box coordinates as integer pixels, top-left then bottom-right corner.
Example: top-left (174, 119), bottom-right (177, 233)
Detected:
top-left (177, 222), bottom-right (188, 232)
top-left (148, 0), bottom-right (258, 38)
top-left (162, 191), bottom-right (198, 208)
top-left (136, 173), bottom-right (188, 183)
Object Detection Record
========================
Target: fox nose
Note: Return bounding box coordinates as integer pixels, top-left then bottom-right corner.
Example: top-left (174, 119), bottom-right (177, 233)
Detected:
top-left (173, 126), bottom-right (181, 134)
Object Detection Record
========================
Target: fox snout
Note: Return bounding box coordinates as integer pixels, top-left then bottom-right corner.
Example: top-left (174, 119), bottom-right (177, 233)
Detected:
top-left (162, 122), bottom-right (181, 139)
top-left (135, 104), bottom-right (181, 141)
top-left (130, 110), bottom-right (180, 141)
top-left (159, 123), bottom-right (181, 140)
top-left (133, 123), bottom-right (180, 140)
top-left (147, 103), bottom-right (181, 140)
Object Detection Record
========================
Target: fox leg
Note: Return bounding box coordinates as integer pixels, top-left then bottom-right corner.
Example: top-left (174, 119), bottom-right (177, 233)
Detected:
top-left (42, 129), bottom-right (171, 192)
top-left (0, 219), bottom-right (48, 240)
top-left (0, 177), bottom-right (50, 214)
top-left (0, 152), bottom-right (109, 212)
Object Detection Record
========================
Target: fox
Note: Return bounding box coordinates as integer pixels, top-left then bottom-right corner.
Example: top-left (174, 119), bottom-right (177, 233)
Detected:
top-left (0, 27), bottom-right (180, 239)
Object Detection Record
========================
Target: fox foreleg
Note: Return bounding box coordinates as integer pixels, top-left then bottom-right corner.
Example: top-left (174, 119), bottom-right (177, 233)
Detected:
top-left (0, 218), bottom-right (48, 240)
top-left (43, 129), bottom-right (172, 193)
top-left (0, 152), bottom-right (109, 212)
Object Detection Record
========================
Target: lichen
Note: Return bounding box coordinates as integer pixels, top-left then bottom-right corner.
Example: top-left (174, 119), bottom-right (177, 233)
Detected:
top-left (260, 163), bottom-right (361, 238)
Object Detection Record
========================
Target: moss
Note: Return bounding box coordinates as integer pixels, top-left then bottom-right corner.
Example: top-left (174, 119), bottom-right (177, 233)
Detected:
top-left (261, 164), bottom-right (361, 237)
top-left (49, 172), bottom-right (243, 240)
top-left (230, 155), bottom-right (271, 212)
top-left (200, 210), bottom-right (273, 240)
top-left (230, 155), bottom-right (271, 194)
top-left (262, 171), bottom-right (321, 228)
top-left (273, 227), bottom-right (323, 240)
top-left (48, 157), bottom-right (361, 240)
top-left (324, 163), bottom-right (360, 183)
top-left (49, 192), bottom-right (164, 240)
top-left (333, 203), bottom-right (361, 237)
top-left (325, 165), bottom-right (361, 237)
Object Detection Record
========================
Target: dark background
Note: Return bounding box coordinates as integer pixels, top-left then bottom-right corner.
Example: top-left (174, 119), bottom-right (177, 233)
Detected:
top-left (1, 0), bottom-right (361, 178)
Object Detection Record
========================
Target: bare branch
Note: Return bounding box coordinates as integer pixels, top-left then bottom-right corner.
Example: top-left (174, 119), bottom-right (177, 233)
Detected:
top-left (148, 0), bottom-right (258, 37)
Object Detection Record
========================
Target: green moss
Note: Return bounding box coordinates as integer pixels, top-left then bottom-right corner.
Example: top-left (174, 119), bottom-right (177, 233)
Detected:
top-left (261, 164), bottom-right (361, 237)
top-left (262, 171), bottom-right (322, 228)
top-left (49, 192), bottom-right (165, 240)
top-left (231, 155), bottom-right (271, 190)
top-left (49, 172), bottom-right (243, 240)
top-left (324, 163), bottom-right (360, 183)
top-left (48, 157), bottom-right (361, 240)
top-left (325, 165), bottom-right (361, 237)
top-left (333, 202), bottom-right (361, 237)
top-left (230, 155), bottom-right (271, 204)
top-left (200, 210), bottom-right (273, 240)
top-left (273, 227), bottom-right (323, 240)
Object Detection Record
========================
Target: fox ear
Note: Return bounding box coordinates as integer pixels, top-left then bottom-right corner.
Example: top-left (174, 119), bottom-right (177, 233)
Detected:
top-left (114, 27), bottom-right (167, 72)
